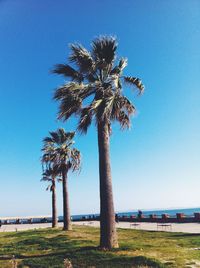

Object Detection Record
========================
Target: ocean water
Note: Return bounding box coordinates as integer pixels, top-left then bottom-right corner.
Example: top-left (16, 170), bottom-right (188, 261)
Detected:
top-left (68, 207), bottom-right (200, 220)
top-left (117, 208), bottom-right (200, 217)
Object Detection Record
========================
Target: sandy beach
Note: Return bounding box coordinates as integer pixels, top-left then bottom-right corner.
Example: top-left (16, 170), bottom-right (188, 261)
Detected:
top-left (1, 221), bottom-right (200, 233)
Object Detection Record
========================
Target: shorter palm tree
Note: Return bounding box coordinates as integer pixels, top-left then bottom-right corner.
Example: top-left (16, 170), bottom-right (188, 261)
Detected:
top-left (41, 165), bottom-right (61, 228)
top-left (43, 128), bottom-right (81, 230)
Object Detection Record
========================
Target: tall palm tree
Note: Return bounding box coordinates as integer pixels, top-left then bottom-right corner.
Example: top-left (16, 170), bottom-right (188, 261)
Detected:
top-left (52, 36), bottom-right (144, 248)
top-left (41, 165), bottom-right (61, 228)
top-left (43, 128), bottom-right (81, 230)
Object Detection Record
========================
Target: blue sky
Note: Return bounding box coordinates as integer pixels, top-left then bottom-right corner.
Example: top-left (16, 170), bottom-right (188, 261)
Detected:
top-left (0, 0), bottom-right (199, 217)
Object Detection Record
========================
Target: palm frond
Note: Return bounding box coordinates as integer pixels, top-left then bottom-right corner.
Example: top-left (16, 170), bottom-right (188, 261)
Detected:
top-left (123, 76), bottom-right (145, 93)
top-left (58, 128), bottom-right (67, 143)
top-left (86, 73), bottom-right (97, 83)
top-left (57, 96), bottom-right (82, 121)
top-left (77, 107), bottom-right (93, 134)
top-left (54, 82), bottom-right (89, 101)
top-left (41, 153), bottom-right (54, 164)
top-left (49, 131), bottom-right (60, 144)
top-left (95, 94), bottom-right (114, 122)
top-left (54, 83), bottom-right (78, 100)
top-left (54, 83), bottom-right (92, 121)
top-left (92, 36), bottom-right (117, 65)
top-left (110, 95), bottom-right (135, 129)
top-left (111, 58), bottom-right (127, 75)
top-left (70, 148), bottom-right (81, 172)
top-left (117, 111), bottom-right (130, 129)
top-left (43, 137), bottom-right (53, 143)
top-left (41, 176), bottom-right (51, 182)
top-left (118, 95), bottom-right (135, 115)
top-left (52, 64), bottom-right (83, 82)
top-left (69, 44), bottom-right (94, 73)
top-left (65, 132), bottom-right (75, 142)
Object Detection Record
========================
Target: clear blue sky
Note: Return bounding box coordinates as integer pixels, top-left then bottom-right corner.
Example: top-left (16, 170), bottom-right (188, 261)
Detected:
top-left (0, 0), bottom-right (199, 217)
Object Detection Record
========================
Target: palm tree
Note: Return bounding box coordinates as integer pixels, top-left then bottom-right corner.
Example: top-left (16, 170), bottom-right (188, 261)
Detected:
top-left (43, 128), bottom-right (81, 230)
top-left (41, 165), bottom-right (61, 228)
top-left (52, 36), bottom-right (144, 248)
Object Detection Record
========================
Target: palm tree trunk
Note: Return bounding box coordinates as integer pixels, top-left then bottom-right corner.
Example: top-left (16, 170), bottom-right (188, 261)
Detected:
top-left (62, 170), bottom-right (72, 230)
top-left (97, 121), bottom-right (119, 249)
top-left (52, 178), bottom-right (58, 228)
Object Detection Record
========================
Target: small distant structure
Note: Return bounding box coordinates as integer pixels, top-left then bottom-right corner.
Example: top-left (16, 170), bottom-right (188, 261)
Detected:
top-left (137, 210), bottom-right (143, 219)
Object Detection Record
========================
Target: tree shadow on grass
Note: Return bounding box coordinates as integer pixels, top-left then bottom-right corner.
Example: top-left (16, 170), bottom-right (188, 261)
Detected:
top-left (18, 250), bottom-right (166, 268)
top-left (3, 228), bottom-right (59, 238)
top-left (0, 233), bottom-right (166, 268)
top-left (169, 233), bottom-right (200, 238)
top-left (0, 235), bottom-right (93, 258)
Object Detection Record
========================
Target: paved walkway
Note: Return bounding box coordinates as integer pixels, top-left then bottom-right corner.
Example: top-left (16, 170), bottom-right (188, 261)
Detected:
top-left (1, 221), bottom-right (200, 233)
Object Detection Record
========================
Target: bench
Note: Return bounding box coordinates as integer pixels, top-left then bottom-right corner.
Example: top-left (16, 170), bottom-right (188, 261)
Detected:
top-left (157, 223), bottom-right (172, 231)
top-left (130, 223), bottom-right (141, 229)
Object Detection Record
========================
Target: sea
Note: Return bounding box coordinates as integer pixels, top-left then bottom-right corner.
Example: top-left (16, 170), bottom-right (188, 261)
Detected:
top-left (64, 207), bottom-right (200, 221)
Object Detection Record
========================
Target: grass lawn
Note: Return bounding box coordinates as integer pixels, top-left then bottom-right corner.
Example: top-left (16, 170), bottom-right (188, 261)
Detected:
top-left (0, 225), bottom-right (200, 267)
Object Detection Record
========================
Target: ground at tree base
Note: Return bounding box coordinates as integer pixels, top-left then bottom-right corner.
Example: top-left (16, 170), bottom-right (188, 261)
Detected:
top-left (0, 225), bottom-right (200, 267)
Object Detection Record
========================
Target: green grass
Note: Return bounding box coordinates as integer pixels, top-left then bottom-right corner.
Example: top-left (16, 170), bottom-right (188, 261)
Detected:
top-left (0, 226), bottom-right (200, 267)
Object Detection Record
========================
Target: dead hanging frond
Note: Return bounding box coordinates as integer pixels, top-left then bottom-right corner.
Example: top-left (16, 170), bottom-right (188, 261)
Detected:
top-left (77, 107), bottom-right (93, 134)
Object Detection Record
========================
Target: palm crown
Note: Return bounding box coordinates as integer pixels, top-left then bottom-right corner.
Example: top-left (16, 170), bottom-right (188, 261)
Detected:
top-left (53, 36), bottom-right (144, 133)
top-left (41, 166), bottom-right (61, 191)
top-left (42, 128), bottom-right (81, 173)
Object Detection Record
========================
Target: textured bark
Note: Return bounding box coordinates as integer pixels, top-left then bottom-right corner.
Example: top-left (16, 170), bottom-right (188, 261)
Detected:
top-left (62, 171), bottom-right (72, 230)
top-left (52, 178), bottom-right (58, 228)
top-left (97, 121), bottom-right (119, 249)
